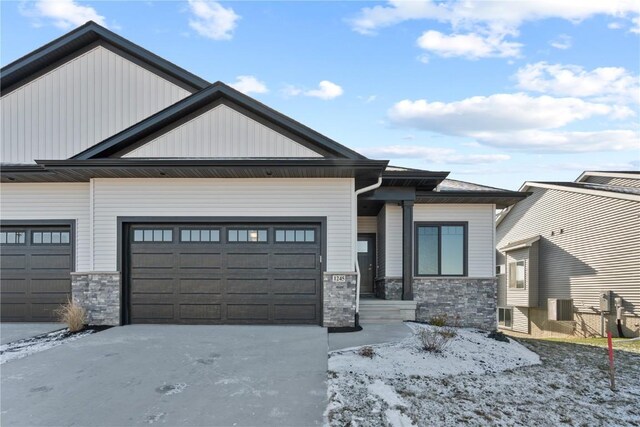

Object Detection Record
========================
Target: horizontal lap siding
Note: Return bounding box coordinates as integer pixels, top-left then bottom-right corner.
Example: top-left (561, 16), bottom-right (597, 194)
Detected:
top-left (0, 183), bottom-right (90, 271)
top-left (124, 104), bottom-right (322, 158)
top-left (357, 217), bottom-right (377, 234)
top-left (384, 204), bottom-right (495, 277)
top-left (1, 46), bottom-right (190, 164)
top-left (513, 307), bottom-right (529, 334)
top-left (584, 176), bottom-right (640, 188)
top-left (92, 178), bottom-right (354, 272)
top-left (497, 187), bottom-right (640, 315)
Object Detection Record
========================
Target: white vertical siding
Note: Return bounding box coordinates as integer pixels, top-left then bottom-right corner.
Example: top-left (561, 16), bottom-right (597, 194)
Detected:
top-left (357, 216), bottom-right (377, 234)
top-left (497, 187), bottom-right (640, 315)
top-left (377, 206), bottom-right (386, 277)
top-left (123, 104), bottom-right (323, 158)
top-left (1, 46), bottom-right (190, 164)
top-left (0, 183), bottom-right (90, 271)
top-left (92, 178), bottom-right (354, 272)
top-left (385, 204), bottom-right (403, 276)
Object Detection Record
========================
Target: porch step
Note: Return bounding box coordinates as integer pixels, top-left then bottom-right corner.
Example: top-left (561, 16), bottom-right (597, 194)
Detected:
top-left (358, 299), bottom-right (417, 323)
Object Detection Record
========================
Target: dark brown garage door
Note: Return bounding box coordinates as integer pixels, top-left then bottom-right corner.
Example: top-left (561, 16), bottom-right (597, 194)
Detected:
top-left (127, 223), bottom-right (322, 325)
top-left (0, 226), bottom-right (72, 322)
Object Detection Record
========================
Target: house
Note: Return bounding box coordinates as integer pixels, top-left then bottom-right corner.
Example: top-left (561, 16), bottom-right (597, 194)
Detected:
top-left (0, 22), bottom-right (527, 329)
top-left (496, 171), bottom-right (640, 338)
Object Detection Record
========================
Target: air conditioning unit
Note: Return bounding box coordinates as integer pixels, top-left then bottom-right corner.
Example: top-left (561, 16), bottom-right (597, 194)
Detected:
top-left (548, 298), bottom-right (573, 321)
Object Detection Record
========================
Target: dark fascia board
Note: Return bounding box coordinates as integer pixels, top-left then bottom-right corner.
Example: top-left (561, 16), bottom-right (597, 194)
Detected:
top-left (415, 190), bottom-right (530, 208)
top-left (35, 158), bottom-right (387, 168)
top-left (1, 21), bottom-right (208, 94)
top-left (361, 186), bottom-right (417, 201)
top-left (71, 82), bottom-right (367, 160)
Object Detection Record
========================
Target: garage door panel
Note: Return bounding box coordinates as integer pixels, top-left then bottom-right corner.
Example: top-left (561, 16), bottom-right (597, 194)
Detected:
top-left (1, 279), bottom-right (27, 294)
top-left (131, 278), bottom-right (174, 294)
top-left (274, 304), bottom-right (317, 321)
top-left (272, 279), bottom-right (317, 295)
top-left (1, 303), bottom-right (27, 320)
top-left (131, 252), bottom-right (174, 269)
top-left (31, 303), bottom-right (63, 320)
top-left (272, 253), bottom-right (317, 269)
top-left (179, 253), bottom-right (222, 269)
top-left (179, 278), bottom-right (222, 294)
top-left (128, 223), bottom-right (322, 325)
top-left (179, 304), bottom-right (221, 320)
top-left (30, 278), bottom-right (72, 294)
top-left (1, 254), bottom-right (26, 270)
top-left (30, 254), bottom-right (71, 270)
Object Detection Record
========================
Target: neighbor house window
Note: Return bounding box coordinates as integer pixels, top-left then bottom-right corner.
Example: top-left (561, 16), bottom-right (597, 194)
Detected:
top-left (0, 231), bottom-right (26, 245)
top-left (32, 231), bottom-right (70, 245)
top-left (508, 260), bottom-right (525, 289)
top-left (415, 223), bottom-right (466, 276)
top-left (133, 229), bottom-right (173, 242)
top-left (498, 307), bottom-right (512, 328)
top-left (275, 229), bottom-right (315, 243)
top-left (227, 229), bottom-right (267, 242)
top-left (180, 229), bottom-right (220, 242)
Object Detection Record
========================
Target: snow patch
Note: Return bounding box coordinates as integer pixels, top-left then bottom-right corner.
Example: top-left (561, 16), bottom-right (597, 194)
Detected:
top-left (385, 409), bottom-right (415, 427)
top-left (368, 380), bottom-right (406, 408)
top-left (0, 329), bottom-right (93, 365)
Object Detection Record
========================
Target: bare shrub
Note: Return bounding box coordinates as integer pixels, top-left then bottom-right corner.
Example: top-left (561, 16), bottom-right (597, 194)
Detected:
top-left (54, 300), bottom-right (86, 332)
top-left (417, 327), bottom-right (453, 353)
top-left (439, 326), bottom-right (458, 339)
top-left (428, 315), bottom-right (448, 327)
top-left (358, 346), bottom-right (375, 358)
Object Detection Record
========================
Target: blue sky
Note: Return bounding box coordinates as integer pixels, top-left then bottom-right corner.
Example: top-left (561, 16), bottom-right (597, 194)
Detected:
top-left (2, 1), bottom-right (639, 190)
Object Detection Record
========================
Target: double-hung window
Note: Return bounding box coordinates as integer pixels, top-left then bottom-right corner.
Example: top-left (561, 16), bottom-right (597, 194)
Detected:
top-left (415, 223), bottom-right (467, 276)
top-left (508, 260), bottom-right (525, 289)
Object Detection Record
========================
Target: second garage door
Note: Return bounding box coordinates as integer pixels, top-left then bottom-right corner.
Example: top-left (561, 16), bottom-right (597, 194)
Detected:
top-left (127, 223), bottom-right (322, 325)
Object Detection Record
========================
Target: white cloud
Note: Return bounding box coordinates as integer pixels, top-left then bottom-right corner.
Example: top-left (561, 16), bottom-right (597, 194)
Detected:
top-left (305, 80), bottom-right (344, 100)
top-left (631, 16), bottom-right (640, 33)
top-left (515, 62), bottom-right (640, 104)
top-left (187, 0), bottom-right (239, 40)
top-left (284, 81), bottom-right (344, 100)
top-left (358, 95), bottom-right (377, 103)
top-left (417, 30), bottom-right (522, 59)
top-left (361, 145), bottom-right (510, 165)
top-left (388, 93), bottom-right (633, 135)
top-left (549, 34), bottom-right (572, 49)
top-left (474, 130), bottom-right (640, 153)
top-left (608, 21), bottom-right (623, 29)
top-left (228, 75), bottom-right (268, 95)
top-left (19, 0), bottom-right (107, 29)
top-left (350, 0), bottom-right (640, 35)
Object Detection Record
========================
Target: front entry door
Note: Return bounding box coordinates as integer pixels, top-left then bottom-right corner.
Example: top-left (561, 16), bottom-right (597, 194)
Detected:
top-left (357, 234), bottom-right (376, 295)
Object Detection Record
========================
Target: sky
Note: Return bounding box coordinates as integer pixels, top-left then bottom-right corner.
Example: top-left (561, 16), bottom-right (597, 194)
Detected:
top-left (1, 0), bottom-right (639, 190)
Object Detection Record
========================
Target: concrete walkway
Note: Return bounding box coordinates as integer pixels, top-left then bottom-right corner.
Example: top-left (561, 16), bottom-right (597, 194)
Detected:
top-left (1, 325), bottom-right (328, 426)
top-left (0, 323), bottom-right (64, 345)
top-left (328, 322), bottom-right (412, 351)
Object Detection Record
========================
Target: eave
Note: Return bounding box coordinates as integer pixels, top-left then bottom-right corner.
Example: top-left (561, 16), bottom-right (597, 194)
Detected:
top-left (415, 190), bottom-right (530, 209)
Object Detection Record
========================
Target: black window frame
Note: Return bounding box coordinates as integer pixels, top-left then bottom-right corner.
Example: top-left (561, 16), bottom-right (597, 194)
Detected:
top-left (226, 228), bottom-right (269, 243)
top-left (0, 230), bottom-right (27, 245)
top-left (132, 228), bottom-right (173, 243)
top-left (414, 222), bottom-right (468, 277)
top-left (31, 230), bottom-right (71, 245)
top-left (179, 228), bottom-right (221, 243)
top-left (274, 228), bottom-right (316, 243)
top-left (498, 307), bottom-right (513, 328)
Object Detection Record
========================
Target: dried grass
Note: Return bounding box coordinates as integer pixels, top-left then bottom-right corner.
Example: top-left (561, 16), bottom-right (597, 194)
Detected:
top-left (54, 300), bottom-right (86, 332)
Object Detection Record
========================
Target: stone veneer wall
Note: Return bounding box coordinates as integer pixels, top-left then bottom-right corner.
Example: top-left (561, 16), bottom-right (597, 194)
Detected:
top-left (414, 278), bottom-right (497, 330)
top-left (323, 272), bottom-right (357, 327)
top-left (71, 272), bottom-right (120, 325)
top-left (375, 277), bottom-right (402, 300)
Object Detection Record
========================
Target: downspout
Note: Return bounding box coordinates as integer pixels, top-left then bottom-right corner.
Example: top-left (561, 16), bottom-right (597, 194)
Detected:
top-left (353, 176), bottom-right (383, 327)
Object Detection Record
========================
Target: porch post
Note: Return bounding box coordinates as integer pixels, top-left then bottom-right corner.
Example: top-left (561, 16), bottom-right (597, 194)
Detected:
top-left (402, 200), bottom-right (414, 300)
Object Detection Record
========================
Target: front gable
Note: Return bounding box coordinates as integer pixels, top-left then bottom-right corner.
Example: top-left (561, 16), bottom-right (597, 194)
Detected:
top-left (123, 103), bottom-right (323, 158)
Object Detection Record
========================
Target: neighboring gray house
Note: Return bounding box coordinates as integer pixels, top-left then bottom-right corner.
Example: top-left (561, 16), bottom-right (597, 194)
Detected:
top-left (0, 22), bottom-right (526, 330)
top-left (496, 171), bottom-right (640, 338)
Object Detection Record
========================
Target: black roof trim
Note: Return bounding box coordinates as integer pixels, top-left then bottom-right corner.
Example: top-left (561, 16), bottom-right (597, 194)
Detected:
top-left (34, 158), bottom-right (385, 168)
top-left (415, 190), bottom-right (530, 209)
top-left (71, 82), bottom-right (367, 160)
top-left (1, 21), bottom-right (209, 94)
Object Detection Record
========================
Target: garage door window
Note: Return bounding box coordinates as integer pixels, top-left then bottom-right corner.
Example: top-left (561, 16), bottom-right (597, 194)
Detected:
top-left (0, 231), bottom-right (26, 245)
top-left (180, 229), bottom-right (220, 242)
top-left (228, 229), bottom-right (267, 242)
top-left (133, 229), bottom-right (173, 242)
top-left (275, 229), bottom-right (315, 243)
top-left (32, 231), bottom-right (70, 245)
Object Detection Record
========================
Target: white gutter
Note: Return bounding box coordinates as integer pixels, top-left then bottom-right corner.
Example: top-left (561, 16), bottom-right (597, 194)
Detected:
top-left (353, 176), bottom-right (383, 316)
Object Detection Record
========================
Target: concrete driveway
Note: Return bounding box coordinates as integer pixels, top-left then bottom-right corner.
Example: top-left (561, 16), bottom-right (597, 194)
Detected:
top-left (1, 325), bottom-right (328, 426)
top-left (0, 323), bottom-right (64, 345)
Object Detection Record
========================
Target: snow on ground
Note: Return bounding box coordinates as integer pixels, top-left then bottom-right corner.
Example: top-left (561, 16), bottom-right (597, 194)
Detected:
top-left (0, 328), bottom-right (94, 365)
top-left (327, 323), bottom-right (640, 426)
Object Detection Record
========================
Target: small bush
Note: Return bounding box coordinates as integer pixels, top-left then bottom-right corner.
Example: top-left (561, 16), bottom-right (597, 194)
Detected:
top-left (428, 315), bottom-right (448, 327)
top-left (358, 346), bottom-right (375, 358)
top-left (487, 330), bottom-right (509, 342)
top-left (54, 300), bottom-right (86, 332)
top-left (439, 326), bottom-right (458, 339)
top-left (417, 327), bottom-right (453, 353)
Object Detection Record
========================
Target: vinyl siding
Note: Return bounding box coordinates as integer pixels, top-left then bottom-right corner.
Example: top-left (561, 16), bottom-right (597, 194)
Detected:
top-left (505, 248), bottom-right (530, 307)
top-left (377, 206), bottom-right (386, 277)
top-left (383, 204), bottom-right (496, 277)
top-left (513, 307), bottom-right (529, 334)
top-left (123, 104), bottom-right (323, 158)
top-left (0, 183), bottom-right (90, 271)
top-left (1, 46), bottom-right (190, 164)
top-left (497, 187), bottom-right (640, 315)
top-left (584, 175), bottom-right (640, 188)
top-left (91, 178), bottom-right (354, 272)
top-left (357, 217), bottom-right (377, 234)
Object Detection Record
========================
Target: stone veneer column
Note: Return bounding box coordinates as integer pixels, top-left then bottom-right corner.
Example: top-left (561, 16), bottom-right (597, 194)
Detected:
top-left (374, 277), bottom-right (403, 300)
top-left (323, 272), bottom-right (357, 327)
top-left (413, 278), bottom-right (497, 330)
top-left (71, 272), bottom-right (121, 326)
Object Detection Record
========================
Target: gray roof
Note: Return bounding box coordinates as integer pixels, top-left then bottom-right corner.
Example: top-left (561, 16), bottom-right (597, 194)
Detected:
top-left (437, 178), bottom-right (511, 193)
top-left (500, 235), bottom-right (541, 252)
top-left (531, 181), bottom-right (640, 196)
